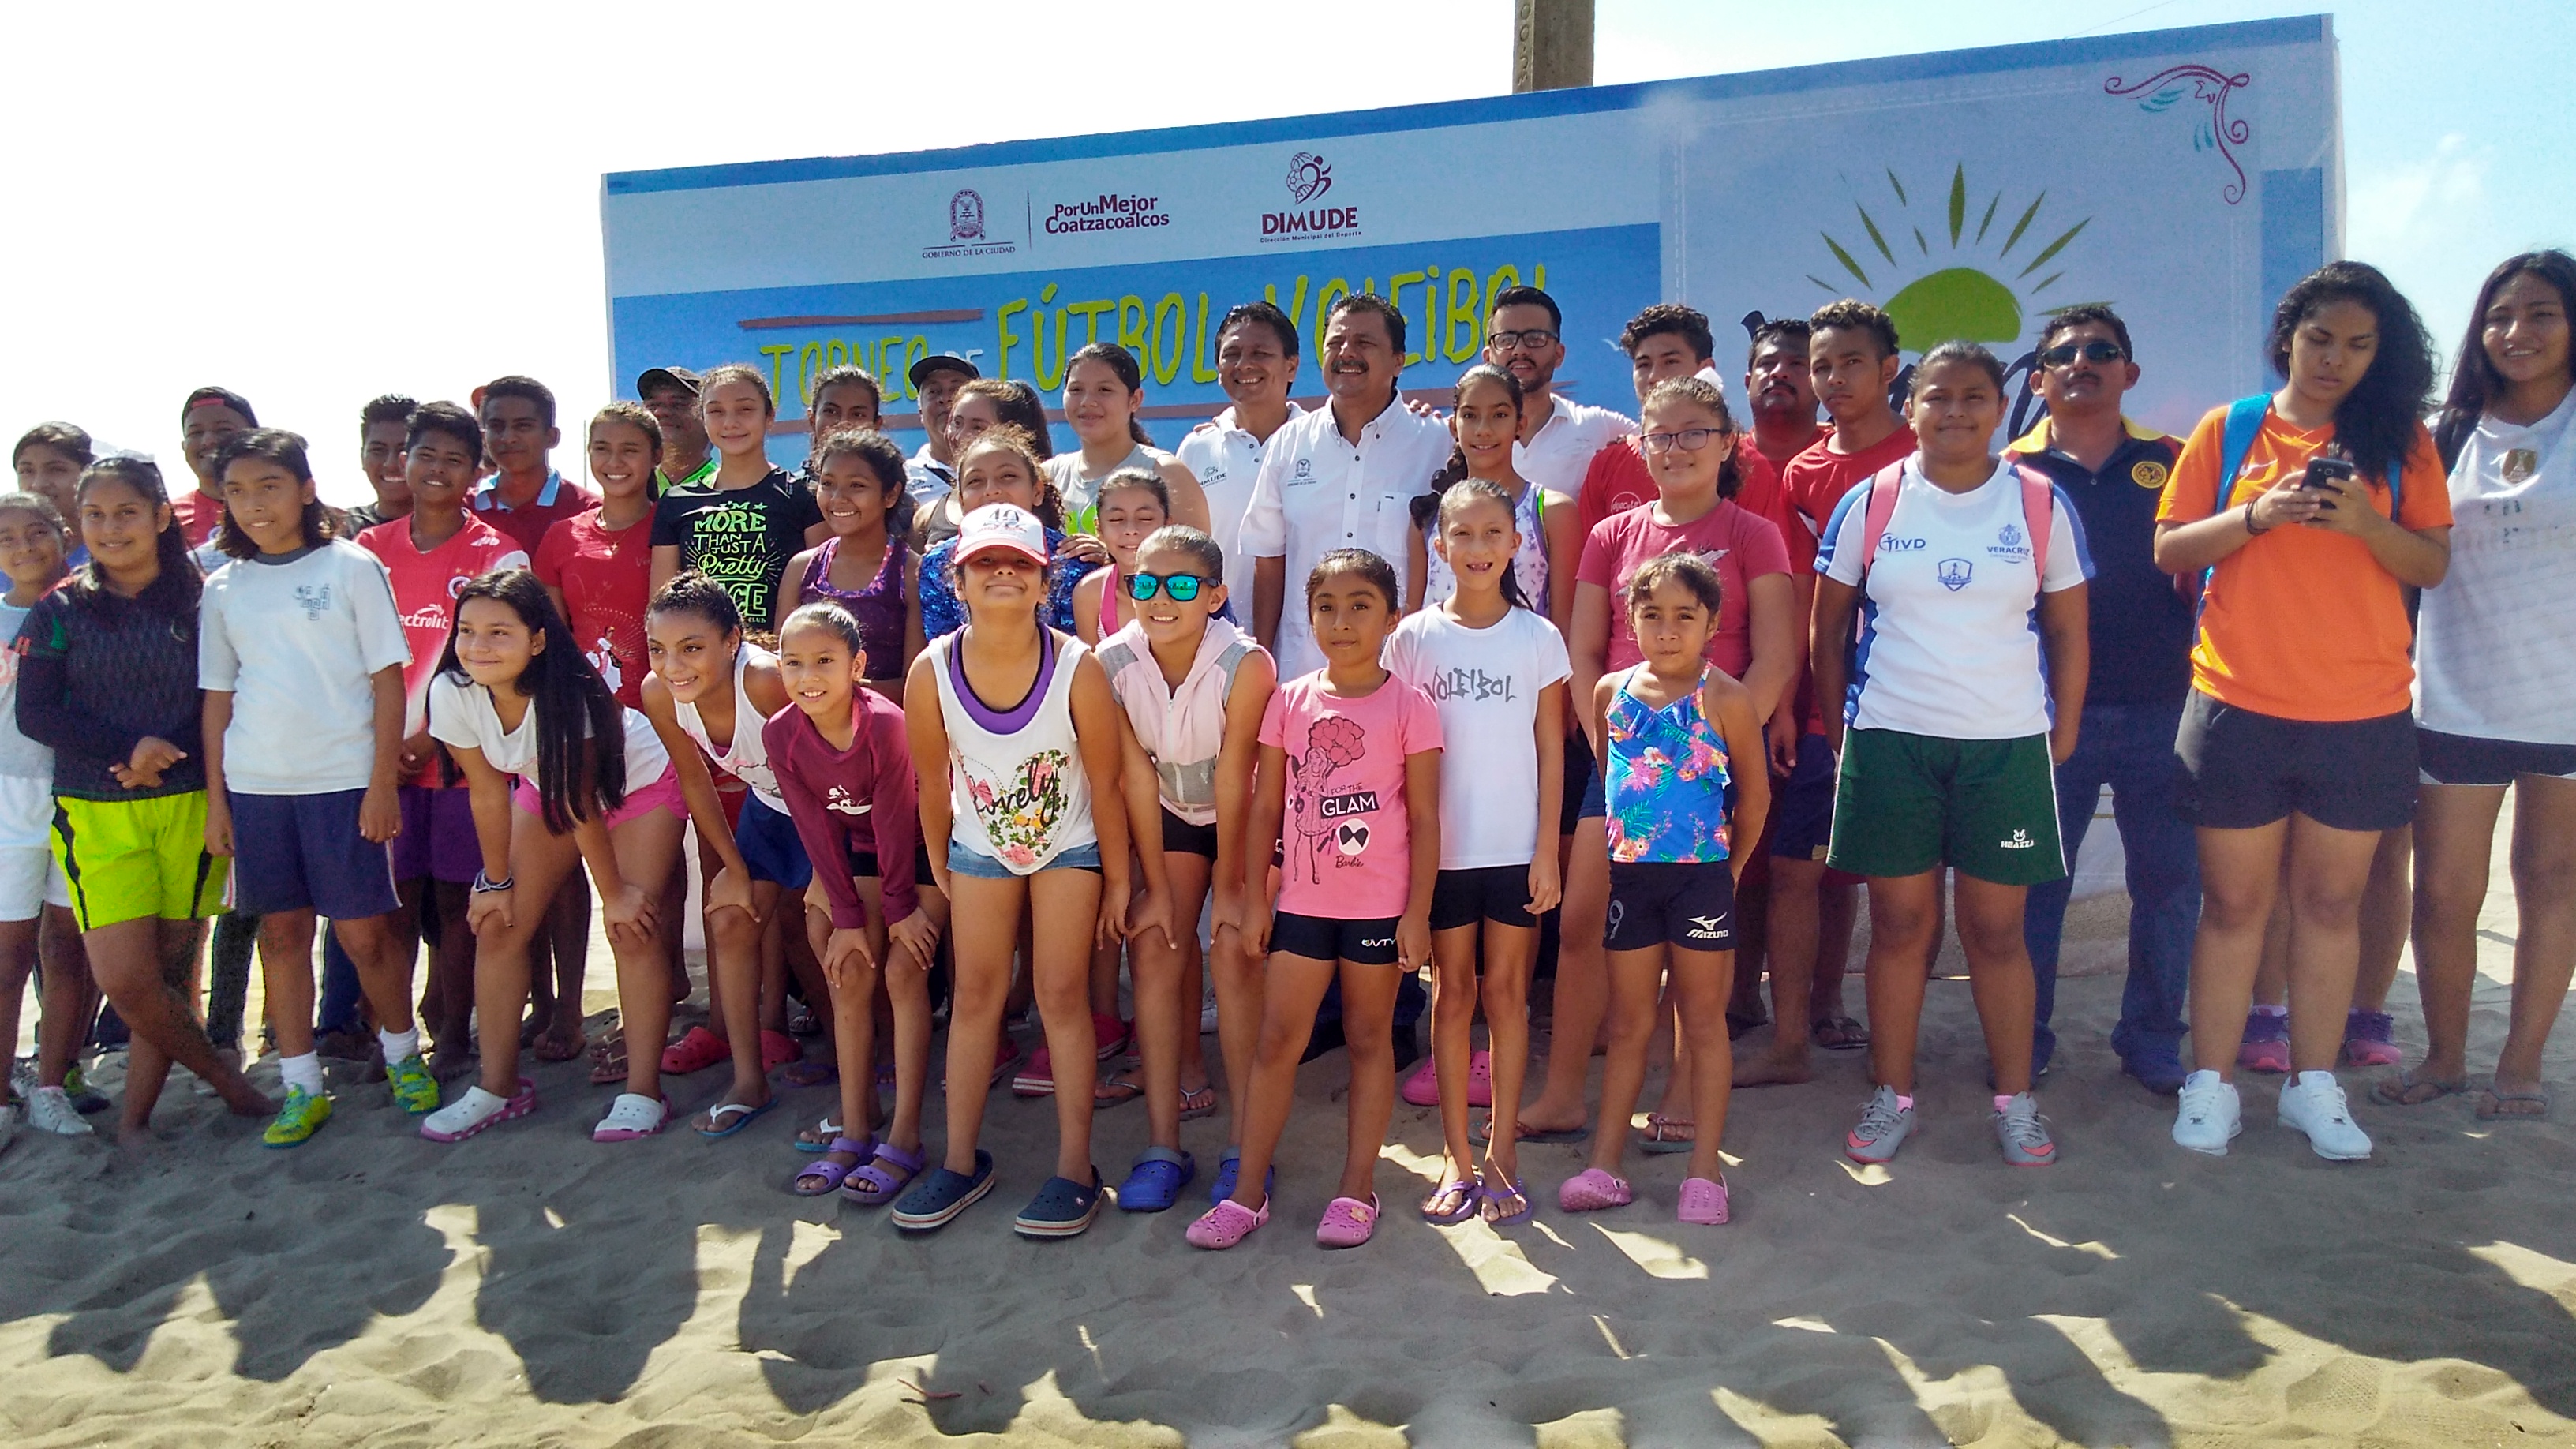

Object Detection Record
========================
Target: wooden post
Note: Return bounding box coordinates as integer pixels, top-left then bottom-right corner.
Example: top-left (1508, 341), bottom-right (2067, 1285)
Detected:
top-left (1513, 0), bottom-right (1594, 93)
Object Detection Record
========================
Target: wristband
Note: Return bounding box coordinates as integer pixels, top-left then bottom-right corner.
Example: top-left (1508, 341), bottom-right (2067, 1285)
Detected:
top-left (2242, 503), bottom-right (2270, 537)
top-left (473, 870), bottom-right (514, 894)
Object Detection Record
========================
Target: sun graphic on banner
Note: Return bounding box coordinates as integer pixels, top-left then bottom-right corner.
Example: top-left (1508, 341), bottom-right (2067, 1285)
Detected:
top-left (1808, 166), bottom-right (2097, 350)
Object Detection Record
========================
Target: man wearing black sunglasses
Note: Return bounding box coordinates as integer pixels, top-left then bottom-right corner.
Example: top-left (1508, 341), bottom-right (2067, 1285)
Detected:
top-left (2003, 304), bottom-right (2196, 1096)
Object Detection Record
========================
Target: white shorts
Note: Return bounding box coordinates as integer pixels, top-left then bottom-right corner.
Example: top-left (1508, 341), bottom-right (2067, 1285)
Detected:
top-left (0, 776), bottom-right (65, 920)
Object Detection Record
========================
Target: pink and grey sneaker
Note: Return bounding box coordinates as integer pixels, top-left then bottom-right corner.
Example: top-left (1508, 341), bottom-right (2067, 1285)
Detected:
top-left (2236, 1010), bottom-right (2291, 1073)
top-left (1316, 1194), bottom-right (1380, 1248)
top-left (2341, 1009), bottom-right (2402, 1068)
top-left (1677, 1175), bottom-right (1730, 1225)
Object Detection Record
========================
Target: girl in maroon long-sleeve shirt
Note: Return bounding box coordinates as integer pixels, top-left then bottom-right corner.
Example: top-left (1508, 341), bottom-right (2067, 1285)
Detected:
top-left (765, 599), bottom-right (942, 1204)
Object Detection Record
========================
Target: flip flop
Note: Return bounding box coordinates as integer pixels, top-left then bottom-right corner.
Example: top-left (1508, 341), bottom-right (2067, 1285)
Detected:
top-left (844, 1141), bottom-right (927, 1206)
top-left (661, 1025), bottom-right (730, 1075)
top-left (1812, 1016), bottom-right (1870, 1051)
top-left (794, 1117), bottom-right (845, 1154)
top-left (792, 1136), bottom-right (876, 1196)
top-left (1471, 1114), bottom-right (1586, 1145)
top-left (2373, 1069), bottom-right (2472, 1106)
top-left (696, 1096), bottom-right (779, 1140)
top-left (1639, 1114), bottom-right (1696, 1154)
top-left (1482, 1175), bottom-right (1533, 1226)
top-left (1421, 1178), bottom-right (1481, 1226)
top-left (593, 1092), bottom-right (672, 1143)
top-left (1094, 1075), bottom-right (1144, 1107)
top-left (1178, 1083), bottom-right (1218, 1121)
top-left (586, 1036), bottom-right (630, 1086)
top-left (2476, 1086), bottom-right (2551, 1121)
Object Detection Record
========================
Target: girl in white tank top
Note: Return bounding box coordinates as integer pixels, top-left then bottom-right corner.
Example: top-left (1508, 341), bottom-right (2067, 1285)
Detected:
top-left (900, 502), bottom-right (1155, 1237)
top-left (638, 575), bottom-right (803, 1138)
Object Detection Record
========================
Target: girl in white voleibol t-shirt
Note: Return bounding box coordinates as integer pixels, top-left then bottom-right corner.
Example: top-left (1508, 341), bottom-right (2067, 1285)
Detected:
top-left (2394, 250), bottom-right (2576, 1120)
top-left (1383, 478), bottom-right (1567, 1229)
top-left (1810, 341), bottom-right (2092, 1171)
top-left (420, 571), bottom-right (755, 1146)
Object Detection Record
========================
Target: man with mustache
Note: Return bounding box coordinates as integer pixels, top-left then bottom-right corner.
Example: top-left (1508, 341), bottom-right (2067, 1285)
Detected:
top-left (2005, 305), bottom-right (2195, 1094)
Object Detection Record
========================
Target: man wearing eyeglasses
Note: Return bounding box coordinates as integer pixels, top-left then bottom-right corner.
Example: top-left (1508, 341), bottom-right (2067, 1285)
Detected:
top-left (1487, 286), bottom-right (1632, 504)
top-left (2003, 305), bottom-right (2196, 1096)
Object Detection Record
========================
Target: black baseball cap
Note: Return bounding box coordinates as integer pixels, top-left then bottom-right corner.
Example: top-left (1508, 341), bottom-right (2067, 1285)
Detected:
top-left (906, 354), bottom-right (979, 389)
top-left (635, 365), bottom-right (702, 397)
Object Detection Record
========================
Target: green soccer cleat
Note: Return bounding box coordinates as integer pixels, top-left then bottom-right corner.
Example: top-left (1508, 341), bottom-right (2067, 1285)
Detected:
top-left (263, 1087), bottom-right (335, 1148)
top-left (386, 1054), bottom-right (440, 1116)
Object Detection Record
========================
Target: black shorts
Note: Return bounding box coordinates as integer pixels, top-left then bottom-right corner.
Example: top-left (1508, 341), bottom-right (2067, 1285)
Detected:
top-left (2175, 691), bottom-right (2416, 832)
top-left (1428, 864), bottom-right (1537, 931)
top-left (1604, 860), bottom-right (1736, 953)
top-left (2417, 727), bottom-right (2576, 787)
top-left (1562, 729), bottom-right (1598, 832)
top-left (1769, 732), bottom-right (1837, 862)
top-left (846, 838), bottom-right (942, 887)
top-left (1161, 807), bottom-right (1219, 860)
top-left (1270, 911), bottom-right (1401, 966)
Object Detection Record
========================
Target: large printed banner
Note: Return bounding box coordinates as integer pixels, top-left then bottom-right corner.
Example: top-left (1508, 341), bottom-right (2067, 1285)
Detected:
top-left (602, 16), bottom-right (2338, 463)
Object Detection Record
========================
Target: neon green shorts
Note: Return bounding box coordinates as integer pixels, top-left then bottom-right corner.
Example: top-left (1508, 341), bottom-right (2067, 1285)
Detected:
top-left (51, 792), bottom-right (230, 931)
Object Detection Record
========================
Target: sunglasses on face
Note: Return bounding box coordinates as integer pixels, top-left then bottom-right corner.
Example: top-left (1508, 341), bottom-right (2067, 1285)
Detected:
top-left (2039, 340), bottom-right (2126, 368)
top-left (1126, 571), bottom-right (1208, 602)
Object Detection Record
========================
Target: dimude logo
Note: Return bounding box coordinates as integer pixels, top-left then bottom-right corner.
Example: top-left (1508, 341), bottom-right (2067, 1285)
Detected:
top-left (1046, 193), bottom-right (1170, 235)
top-left (1261, 151), bottom-right (1360, 243)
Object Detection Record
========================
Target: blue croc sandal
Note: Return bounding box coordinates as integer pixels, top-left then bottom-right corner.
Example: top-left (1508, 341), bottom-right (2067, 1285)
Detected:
top-left (1208, 1148), bottom-right (1277, 1205)
top-left (1015, 1168), bottom-right (1106, 1238)
top-left (1117, 1146), bottom-right (1196, 1213)
top-left (890, 1148), bottom-right (994, 1232)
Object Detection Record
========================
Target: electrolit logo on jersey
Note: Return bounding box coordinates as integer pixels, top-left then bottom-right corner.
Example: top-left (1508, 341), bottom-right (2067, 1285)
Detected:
top-left (1937, 558), bottom-right (1975, 590)
top-left (1881, 536), bottom-right (1927, 553)
top-left (399, 604), bottom-right (451, 630)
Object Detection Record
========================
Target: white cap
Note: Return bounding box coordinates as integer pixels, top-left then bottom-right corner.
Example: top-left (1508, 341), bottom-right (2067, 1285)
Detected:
top-left (954, 503), bottom-right (1049, 568)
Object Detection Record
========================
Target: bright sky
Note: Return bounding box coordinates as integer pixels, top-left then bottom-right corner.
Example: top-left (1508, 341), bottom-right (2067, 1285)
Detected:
top-left (6, 1), bottom-right (2567, 505)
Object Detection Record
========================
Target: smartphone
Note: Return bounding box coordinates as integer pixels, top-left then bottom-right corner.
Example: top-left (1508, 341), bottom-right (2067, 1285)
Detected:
top-left (2301, 458), bottom-right (2356, 490)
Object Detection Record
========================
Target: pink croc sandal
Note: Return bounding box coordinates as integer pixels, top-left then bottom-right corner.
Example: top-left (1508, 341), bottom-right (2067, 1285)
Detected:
top-left (1677, 1174), bottom-right (1731, 1225)
top-left (1559, 1167), bottom-right (1634, 1213)
top-left (1185, 1196), bottom-right (1270, 1249)
top-left (1316, 1193), bottom-right (1381, 1249)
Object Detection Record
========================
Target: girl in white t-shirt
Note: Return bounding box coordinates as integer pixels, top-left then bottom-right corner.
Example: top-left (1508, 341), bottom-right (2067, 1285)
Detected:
top-left (420, 569), bottom-right (754, 1145)
top-left (1386, 478), bottom-right (1568, 1226)
top-left (898, 502), bottom-right (1148, 1238)
top-left (0, 490), bottom-right (80, 1144)
top-left (2392, 249), bottom-right (2576, 1121)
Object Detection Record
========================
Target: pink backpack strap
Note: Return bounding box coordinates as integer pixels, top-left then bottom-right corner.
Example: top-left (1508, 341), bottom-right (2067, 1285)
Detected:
top-left (1856, 462), bottom-right (1909, 573)
top-left (2015, 465), bottom-right (2052, 584)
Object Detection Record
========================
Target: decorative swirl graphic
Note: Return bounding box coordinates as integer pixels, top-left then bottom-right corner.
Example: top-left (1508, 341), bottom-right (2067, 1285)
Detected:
top-left (2105, 63), bottom-right (2252, 204)
top-left (1285, 152), bottom-right (1332, 204)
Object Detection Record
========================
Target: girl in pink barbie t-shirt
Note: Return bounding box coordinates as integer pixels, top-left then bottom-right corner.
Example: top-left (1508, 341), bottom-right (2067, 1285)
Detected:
top-left (1189, 548), bottom-right (1442, 1254)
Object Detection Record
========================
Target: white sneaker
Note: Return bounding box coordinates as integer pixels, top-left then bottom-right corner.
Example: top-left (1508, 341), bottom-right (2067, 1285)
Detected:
top-left (2172, 1069), bottom-right (2241, 1155)
top-left (2278, 1070), bottom-right (2372, 1160)
top-left (24, 1085), bottom-right (94, 1136)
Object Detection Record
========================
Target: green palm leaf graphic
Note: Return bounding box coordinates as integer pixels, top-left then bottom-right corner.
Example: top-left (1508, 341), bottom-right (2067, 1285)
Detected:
top-left (1886, 168), bottom-right (1908, 204)
top-left (1913, 226), bottom-right (1930, 255)
top-left (1948, 166), bottom-right (1968, 246)
top-left (1857, 206), bottom-right (1896, 266)
top-left (1977, 192), bottom-right (2001, 242)
top-left (2020, 219), bottom-right (2091, 279)
top-left (1807, 274), bottom-right (1839, 293)
top-left (1821, 234), bottom-right (1873, 288)
top-left (2031, 271), bottom-right (2066, 294)
top-left (2000, 193), bottom-right (2048, 257)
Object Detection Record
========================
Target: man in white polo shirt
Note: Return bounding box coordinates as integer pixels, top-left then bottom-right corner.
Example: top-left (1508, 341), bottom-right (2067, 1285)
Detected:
top-left (1175, 300), bottom-right (1304, 611)
top-left (1242, 292), bottom-right (1451, 678)
top-left (1487, 284), bottom-right (1631, 502)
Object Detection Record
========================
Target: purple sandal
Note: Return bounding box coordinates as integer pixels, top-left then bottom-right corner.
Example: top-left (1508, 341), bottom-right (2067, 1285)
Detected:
top-left (792, 1136), bottom-right (876, 1197)
top-left (842, 1140), bottom-right (927, 1206)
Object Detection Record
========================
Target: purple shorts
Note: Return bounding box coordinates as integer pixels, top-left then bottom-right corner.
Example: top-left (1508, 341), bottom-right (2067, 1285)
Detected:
top-left (392, 784), bottom-right (483, 885)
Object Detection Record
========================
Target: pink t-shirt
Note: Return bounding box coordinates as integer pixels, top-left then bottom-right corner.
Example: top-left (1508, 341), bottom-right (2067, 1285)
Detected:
top-left (1259, 670), bottom-right (1443, 921)
top-left (1575, 499), bottom-right (1792, 677)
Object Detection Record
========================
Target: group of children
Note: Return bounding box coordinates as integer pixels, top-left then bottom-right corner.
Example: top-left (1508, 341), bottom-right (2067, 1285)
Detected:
top-left (3, 252), bottom-right (2569, 1251)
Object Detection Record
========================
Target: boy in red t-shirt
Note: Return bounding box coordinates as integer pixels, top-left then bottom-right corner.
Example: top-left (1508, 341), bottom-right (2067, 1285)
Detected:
top-left (358, 401), bottom-right (530, 1075)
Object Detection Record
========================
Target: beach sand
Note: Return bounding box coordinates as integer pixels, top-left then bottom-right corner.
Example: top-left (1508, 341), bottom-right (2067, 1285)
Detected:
top-left (4, 811), bottom-right (2574, 1447)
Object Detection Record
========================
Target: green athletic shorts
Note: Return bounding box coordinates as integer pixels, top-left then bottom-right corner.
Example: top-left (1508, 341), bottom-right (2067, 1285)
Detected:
top-left (1825, 729), bottom-right (2066, 886)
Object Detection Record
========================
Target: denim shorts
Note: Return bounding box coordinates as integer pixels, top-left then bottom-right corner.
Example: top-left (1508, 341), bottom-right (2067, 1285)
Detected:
top-left (946, 838), bottom-right (1104, 879)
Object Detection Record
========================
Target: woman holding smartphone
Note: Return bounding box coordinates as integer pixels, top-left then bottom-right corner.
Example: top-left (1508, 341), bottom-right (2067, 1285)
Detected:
top-left (2152, 262), bottom-right (2453, 1162)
